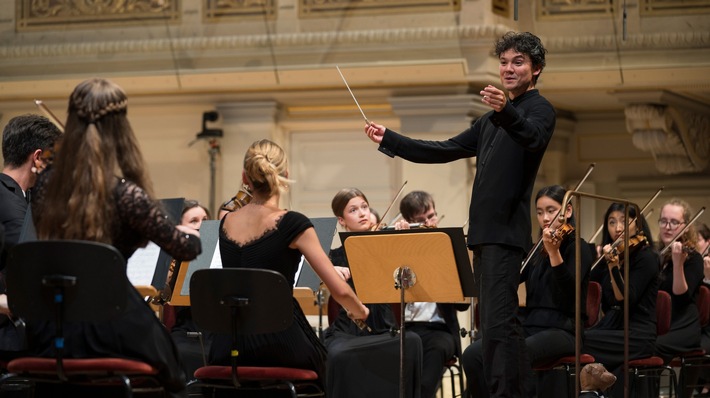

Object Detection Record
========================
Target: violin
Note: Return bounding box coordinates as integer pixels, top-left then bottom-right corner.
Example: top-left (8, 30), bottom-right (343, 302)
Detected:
top-left (607, 233), bottom-right (649, 261)
top-left (549, 223), bottom-right (575, 246)
top-left (380, 222), bottom-right (434, 231)
top-left (219, 185), bottom-right (253, 213)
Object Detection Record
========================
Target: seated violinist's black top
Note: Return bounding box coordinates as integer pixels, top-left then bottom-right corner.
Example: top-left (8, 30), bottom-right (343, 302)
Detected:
top-left (324, 246), bottom-right (398, 336)
top-left (209, 210), bottom-right (327, 383)
top-left (26, 170), bottom-right (202, 397)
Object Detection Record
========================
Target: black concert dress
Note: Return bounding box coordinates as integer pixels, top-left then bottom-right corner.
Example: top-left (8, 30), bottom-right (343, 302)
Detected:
top-left (208, 211), bottom-right (327, 386)
top-left (583, 243), bottom-right (659, 397)
top-left (323, 246), bottom-right (423, 398)
top-left (28, 175), bottom-right (202, 397)
top-left (655, 250), bottom-right (704, 363)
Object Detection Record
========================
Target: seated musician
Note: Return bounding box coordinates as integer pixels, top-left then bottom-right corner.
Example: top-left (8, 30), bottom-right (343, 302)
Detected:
top-left (165, 200), bottom-right (212, 380)
top-left (324, 187), bottom-right (423, 398)
top-left (392, 190), bottom-right (469, 398)
top-left (462, 184), bottom-right (593, 397)
top-left (582, 202), bottom-right (659, 397)
top-left (29, 78), bottom-right (202, 397)
top-left (208, 140), bottom-right (369, 392)
top-left (654, 199), bottom-right (704, 364)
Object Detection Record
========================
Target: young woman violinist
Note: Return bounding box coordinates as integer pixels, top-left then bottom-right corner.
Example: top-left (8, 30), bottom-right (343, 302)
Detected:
top-left (583, 202), bottom-right (660, 394)
top-left (653, 199), bottom-right (704, 363)
top-left (323, 188), bottom-right (423, 398)
top-left (462, 185), bottom-right (593, 397)
top-left (209, 141), bottom-right (369, 391)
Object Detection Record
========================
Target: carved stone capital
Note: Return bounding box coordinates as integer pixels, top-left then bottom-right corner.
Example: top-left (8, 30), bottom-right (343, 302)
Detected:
top-left (621, 92), bottom-right (710, 174)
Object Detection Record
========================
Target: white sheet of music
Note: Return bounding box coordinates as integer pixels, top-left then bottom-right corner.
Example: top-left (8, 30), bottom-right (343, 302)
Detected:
top-left (209, 242), bottom-right (222, 268)
top-left (126, 241), bottom-right (161, 286)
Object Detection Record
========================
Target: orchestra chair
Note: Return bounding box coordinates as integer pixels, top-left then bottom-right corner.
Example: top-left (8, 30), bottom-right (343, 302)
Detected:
top-left (0, 240), bottom-right (164, 397)
top-left (187, 268), bottom-right (324, 398)
top-left (439, 355), bottom-right (464, 398)
top-left (530, 281), bottom-right (602, 398)
top-left (669, 284), bottom-right (710, 398)
top-left (627, 290), bottom-right (678, 398)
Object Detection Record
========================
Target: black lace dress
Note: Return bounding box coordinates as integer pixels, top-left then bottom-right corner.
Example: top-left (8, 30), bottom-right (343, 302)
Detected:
top-left (208, 211), bottom-right (327, 385)
top-left (28, 174), bottom-right (202, 397)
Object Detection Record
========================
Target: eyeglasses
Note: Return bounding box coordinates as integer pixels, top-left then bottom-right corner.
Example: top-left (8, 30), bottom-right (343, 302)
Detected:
top-left (658, 218), bottom-right (684, 229)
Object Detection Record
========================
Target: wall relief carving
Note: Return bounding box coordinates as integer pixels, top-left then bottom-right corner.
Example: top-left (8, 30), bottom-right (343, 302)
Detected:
top-left (16, 0), bottom-right (180, 31)
top-left (299, 0), bottom-right (460, 18)
top-left (625, 103), bottom-right (709, 174)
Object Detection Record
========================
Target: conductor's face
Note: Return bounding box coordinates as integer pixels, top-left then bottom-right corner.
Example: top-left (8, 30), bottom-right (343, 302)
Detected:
top-left (338, 196), bottom-right (372, 232)
top-left (499, 49), bottom-right (540, 98)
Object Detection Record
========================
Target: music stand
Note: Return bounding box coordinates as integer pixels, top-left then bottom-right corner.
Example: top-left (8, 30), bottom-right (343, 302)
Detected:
top-left (340, 227), bottom-right (474, 398)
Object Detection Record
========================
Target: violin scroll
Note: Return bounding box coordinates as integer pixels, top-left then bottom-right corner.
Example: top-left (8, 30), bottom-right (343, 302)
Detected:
top-left (219, 185), bottom-right (253, 213)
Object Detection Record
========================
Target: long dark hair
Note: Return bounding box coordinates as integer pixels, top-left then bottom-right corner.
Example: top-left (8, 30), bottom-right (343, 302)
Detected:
top-left (600, 202), bottom-right (654, 247)
top-left (35, 78), bottom-right (152, 242)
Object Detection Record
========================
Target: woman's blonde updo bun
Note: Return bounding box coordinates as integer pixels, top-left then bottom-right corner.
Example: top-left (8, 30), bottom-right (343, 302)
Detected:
top-left (243, 139), bottom-right (292, 197)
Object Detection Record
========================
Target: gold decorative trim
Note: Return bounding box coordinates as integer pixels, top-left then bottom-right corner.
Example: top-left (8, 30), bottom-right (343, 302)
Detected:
top-left (203, 0), bottom-right (276, 21)
top-left (299, 0), bottom-right (460, 18)
top-left (537, 0), bottom-right (615, 20)
top-left (15, 0), bottom-right (180, 32)
top-left (640, 0), bottom-right (710, 16)
top-left (492, 0), bottom-right (509, 18)
top-left (5, 25), bottom-right (709, 61)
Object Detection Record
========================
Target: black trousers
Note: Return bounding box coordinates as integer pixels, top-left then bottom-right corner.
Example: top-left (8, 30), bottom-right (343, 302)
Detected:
top-left (473, 244), bottom-right (529, 398)
top-left (463, 326), bottom-right (574, 397)
top-left (406, 322), bottom-right (455, 398)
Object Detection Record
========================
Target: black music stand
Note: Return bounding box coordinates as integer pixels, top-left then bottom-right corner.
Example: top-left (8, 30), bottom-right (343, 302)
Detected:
top-left (340, 227), bottom-right (474, 398)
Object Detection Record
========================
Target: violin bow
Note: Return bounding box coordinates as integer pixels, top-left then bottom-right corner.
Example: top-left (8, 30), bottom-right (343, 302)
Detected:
top-left (373, 180), bottom-right (407, 231)
top-left (520, 163), bottom-right (595, 273)
top-left (34, 100), bottom-right (65, 132)
top-left (659, 207), bottom-right (706, 256)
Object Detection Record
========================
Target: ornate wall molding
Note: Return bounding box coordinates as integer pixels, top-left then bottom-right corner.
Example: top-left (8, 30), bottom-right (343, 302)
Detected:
top-left (623, 95), bottom-right (710, 174)
top-left (204, 0), bottom-right (276, 21)
top-left (16, 0), bottom-right (179, 31)
top-left (2, 25), bottom-right (707, 60)
top-left (544, 31), bottom-right (710, 53)
top-left (299, 0), bottom-right (460, 18)
top-left (538, 0), bottom-right (614, 20)
top-left (640, 0), bottom-right (710, 16)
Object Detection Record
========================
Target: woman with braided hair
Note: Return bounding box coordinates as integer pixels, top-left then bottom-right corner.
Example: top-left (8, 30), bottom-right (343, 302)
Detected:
top-left (29, 78), bottom-right (202, 397)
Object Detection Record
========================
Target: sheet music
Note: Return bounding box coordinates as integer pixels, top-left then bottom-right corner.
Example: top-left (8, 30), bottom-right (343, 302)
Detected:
top-left (126, 242), bottom-right (161, 286)
top-left (294, 255), bottom-right (306, 287)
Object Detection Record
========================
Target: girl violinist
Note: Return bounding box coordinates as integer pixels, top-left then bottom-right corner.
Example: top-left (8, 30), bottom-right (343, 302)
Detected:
top-left (583, 202), bottom-right (660, 394)
top-left (653, 199), bottom-right (704, 363)
top-left (462, 185), bottom-right (593, 397)
top-left (323, 188), bottom-right (423, 398)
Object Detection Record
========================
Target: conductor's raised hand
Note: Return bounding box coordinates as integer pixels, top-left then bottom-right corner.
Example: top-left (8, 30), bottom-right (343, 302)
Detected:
top-left (364, 122), bottom-right (386, 144)
top-left (480, 85), bottom-right (507, 112)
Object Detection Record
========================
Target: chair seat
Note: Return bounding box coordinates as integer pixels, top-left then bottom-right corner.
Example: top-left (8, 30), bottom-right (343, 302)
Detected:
top-left (445, 357), bottom-right (458, 367)
top-left (628, 356), bottom-right (664, 367)
top-left (668, 349), bottom-right (706, 366)
top-left (194, 365), bottom-right (319, 381)
top-left (534, 354), bottom-right (595, 371)
top-left (7, 357), bottom-right (159, 376)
